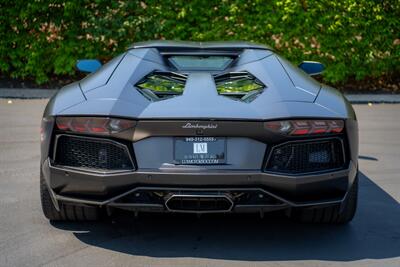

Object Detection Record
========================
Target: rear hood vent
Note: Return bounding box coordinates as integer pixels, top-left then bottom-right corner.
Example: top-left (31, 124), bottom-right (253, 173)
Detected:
top-left (214, 71), bottom-right (265, 103)
top-left (135, 71), bottom-right (187, 101)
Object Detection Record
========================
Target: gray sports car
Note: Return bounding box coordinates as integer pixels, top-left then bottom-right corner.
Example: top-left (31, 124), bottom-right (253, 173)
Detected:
top-left (40, 41), bottom-right (358, 223)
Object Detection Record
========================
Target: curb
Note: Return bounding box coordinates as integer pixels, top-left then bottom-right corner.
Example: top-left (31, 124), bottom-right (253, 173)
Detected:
top-left (344, 94), bottom-right (400, 104)
top-left (1, 88), bottom-right (400, 104)
top-left (0, 88), bottom-right (56, 99)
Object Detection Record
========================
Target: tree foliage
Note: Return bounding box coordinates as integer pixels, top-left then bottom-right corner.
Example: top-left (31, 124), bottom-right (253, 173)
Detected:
top-left (0, 0), bottom-right (399, 85)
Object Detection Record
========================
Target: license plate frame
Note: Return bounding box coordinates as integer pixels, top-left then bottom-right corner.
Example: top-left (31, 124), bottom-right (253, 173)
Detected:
top-left (173, 137), bottom-right (227, 165)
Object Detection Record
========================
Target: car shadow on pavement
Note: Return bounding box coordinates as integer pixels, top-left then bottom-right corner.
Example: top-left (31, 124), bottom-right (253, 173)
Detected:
top-left (51, 171), bottom-right (400, 262)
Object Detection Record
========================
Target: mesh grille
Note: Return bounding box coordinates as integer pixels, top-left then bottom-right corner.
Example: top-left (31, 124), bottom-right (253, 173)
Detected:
top-left (265, 138), bottom-right (345, 174)
top-left (54, 135), bottom-right (134, 172)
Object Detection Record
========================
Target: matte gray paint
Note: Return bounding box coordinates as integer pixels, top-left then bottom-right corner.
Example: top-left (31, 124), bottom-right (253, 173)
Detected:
top-left (45, 46), bottom-right (354, 120)
top-left (315, 85), bottom-right (357, 119)
top-left (43, 157), bottom-right (356, 202)
top-left (133, 137), bottom-right (266, 170)
top-left (41, 41), bottom-right (358, 210)
top-left (128, 48), bottom-right (167, 65)
top-left (44, 82), bottom-right (85, 114)
top-left (129, 40), bottom-right (273, 51)
top-left (275, 55), bottom-right (321, 97)
top-left (80, 53), bottom-right (126, 93)
top-left (233, 49), bottom-right (273, 66)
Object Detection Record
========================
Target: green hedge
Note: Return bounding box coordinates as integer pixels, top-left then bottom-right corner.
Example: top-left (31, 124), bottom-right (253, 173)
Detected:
top-left (0, 0), bottom-right (399, 85)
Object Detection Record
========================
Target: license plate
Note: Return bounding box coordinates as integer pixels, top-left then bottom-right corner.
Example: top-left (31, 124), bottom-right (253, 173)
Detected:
top-left (174, 137), bottom-right (226, 164)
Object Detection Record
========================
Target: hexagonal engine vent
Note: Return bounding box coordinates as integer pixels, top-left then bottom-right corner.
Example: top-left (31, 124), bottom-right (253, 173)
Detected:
top-left (214, 71), bottom-right (265, 102)
top-left (135, 71), bottom-right (187, 101)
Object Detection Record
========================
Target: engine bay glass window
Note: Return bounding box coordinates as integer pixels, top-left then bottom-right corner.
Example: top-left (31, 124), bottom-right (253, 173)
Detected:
top-left (214, 72), bottom-right (265, 102)
top-left (135, 71), bottom-right (187, 101)
top-left (168, 56), bottom-right (234, 71)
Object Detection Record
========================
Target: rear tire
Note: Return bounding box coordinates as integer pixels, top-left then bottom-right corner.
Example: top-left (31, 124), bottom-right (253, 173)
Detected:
top-left (290, 174), bottom-right (358, 224)
top-left (40, 173), bottom-right (100, 221)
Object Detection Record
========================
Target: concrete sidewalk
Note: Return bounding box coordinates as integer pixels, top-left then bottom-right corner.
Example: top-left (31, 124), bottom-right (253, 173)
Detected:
top-left (1, 88), bottom-right (400, 103)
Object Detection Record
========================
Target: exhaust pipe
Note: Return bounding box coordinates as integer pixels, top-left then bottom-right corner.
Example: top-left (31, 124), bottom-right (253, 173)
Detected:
top-left (165, 194), bottom-right (234, 213)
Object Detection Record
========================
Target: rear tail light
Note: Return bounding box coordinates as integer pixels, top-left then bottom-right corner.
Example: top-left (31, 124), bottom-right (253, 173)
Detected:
top-left (265, 120), bottom-right (344, 135)
top-left (56, 117), bottom-right (135, 135)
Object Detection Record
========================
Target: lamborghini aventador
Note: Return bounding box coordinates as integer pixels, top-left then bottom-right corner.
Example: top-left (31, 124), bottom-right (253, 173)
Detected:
top-left (40, 41), bottom-right (358, 223)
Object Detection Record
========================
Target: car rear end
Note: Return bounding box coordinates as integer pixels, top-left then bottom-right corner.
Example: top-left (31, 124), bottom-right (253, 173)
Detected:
top-left (41, 116), bottom-right (357, 220)
top-left (40, 41), bottom-right (358, 223)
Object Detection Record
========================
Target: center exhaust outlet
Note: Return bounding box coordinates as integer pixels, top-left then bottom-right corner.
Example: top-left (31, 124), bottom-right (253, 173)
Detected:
top-left (165, 194), bottom-right (234, 213)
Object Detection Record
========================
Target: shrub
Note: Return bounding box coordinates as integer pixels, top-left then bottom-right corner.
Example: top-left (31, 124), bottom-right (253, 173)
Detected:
top-left (0, 0), bottom-right (399, 86)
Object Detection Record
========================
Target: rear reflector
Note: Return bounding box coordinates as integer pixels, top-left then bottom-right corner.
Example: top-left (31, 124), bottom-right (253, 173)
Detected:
top-left (56, 117), bottom-right (135, 135)
top-left (265, 120), bottom-right (344, 135)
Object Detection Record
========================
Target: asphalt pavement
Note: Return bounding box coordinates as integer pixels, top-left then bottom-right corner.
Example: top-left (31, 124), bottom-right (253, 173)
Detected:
top-left (0, 99), bottom-right (399, 267)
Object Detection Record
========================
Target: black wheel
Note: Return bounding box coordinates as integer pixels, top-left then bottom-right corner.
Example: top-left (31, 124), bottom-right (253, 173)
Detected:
top-left (40, 173), bottom-right (100, 221)
top-left (290, 174), bottom-right (358, 224)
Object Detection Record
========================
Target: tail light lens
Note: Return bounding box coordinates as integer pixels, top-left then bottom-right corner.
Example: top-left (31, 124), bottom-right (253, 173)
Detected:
top-left (56, 117), bottom-right (135, 135)
top-left (265, 120), bottom-right (344, 135)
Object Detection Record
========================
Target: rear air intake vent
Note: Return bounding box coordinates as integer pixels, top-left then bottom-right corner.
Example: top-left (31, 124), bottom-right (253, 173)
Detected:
top-left (53, 135), bottom-right (134, 173)
top-left (135, 71), bottom-right (187, 101)
top-left (214, 71), bottom-right (265, 102)
top-left (265, 138), bottom-right (345, 174)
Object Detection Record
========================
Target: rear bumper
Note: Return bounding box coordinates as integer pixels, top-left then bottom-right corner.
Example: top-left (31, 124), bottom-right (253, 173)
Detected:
top-left (42, 158), bottom-right (358, 213)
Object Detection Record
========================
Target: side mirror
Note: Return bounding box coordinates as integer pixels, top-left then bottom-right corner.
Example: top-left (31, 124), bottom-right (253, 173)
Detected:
top-left (76, 59), bottom-right (102, 73)
top-left (298, 61), bottom-right (325, 76)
